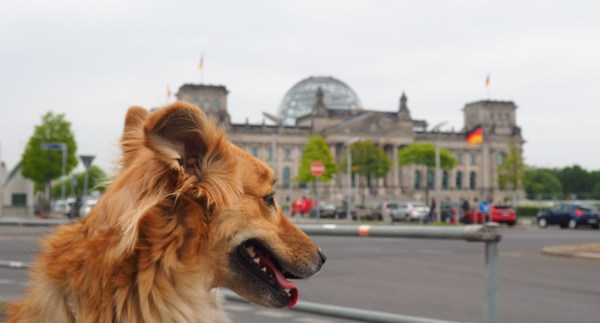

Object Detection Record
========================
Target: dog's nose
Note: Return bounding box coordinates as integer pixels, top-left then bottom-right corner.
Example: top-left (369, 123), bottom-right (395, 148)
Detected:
top-left (318, 248), bottom-right (326, 265)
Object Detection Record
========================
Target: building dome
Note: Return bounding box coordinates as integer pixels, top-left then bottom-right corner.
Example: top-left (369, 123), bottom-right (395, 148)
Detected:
top-left (277, 76), bottom-right (362, 124)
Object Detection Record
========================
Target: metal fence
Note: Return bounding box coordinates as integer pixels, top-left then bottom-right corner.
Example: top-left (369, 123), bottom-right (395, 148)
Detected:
top-left (0, 222), bottom-right (501, 323)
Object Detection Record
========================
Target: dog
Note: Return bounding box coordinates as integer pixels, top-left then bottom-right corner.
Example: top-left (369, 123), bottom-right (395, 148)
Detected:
top-left (9, 102), bottom-right (326, 322)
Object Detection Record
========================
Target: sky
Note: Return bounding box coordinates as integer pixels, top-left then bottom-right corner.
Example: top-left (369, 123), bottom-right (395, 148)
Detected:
top-left (1, 0), bottom-right (599, 174)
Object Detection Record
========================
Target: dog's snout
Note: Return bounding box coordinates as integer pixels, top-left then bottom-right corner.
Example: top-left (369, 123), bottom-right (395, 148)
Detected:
top-left (317, 247), bottom-right (326, 265)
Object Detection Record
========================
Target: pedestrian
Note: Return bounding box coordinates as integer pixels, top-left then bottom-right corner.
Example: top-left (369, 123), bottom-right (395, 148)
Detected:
top-left (461, 198), bottom-right (470, 223)
top-left (428, 198), bottom-right (436, 223)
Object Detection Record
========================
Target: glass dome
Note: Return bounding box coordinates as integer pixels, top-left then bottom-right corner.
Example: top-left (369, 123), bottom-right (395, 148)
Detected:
top-left (277, 76), bottom-right (362, 124)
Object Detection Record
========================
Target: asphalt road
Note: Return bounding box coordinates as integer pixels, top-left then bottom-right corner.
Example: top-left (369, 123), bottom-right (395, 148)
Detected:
top-left (1, 225), bottom-right (599, 323)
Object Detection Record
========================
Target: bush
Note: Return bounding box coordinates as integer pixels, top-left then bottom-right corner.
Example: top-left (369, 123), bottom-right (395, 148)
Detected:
top-left (516, 206), bottom-right (550, 217)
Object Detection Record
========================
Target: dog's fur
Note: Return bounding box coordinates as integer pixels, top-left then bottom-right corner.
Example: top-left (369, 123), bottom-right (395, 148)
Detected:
top-left (9, 102), bottom-right (325, 323)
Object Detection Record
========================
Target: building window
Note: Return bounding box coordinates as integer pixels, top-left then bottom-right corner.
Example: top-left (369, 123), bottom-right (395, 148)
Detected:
top-left (283, 167), bottom-right (291, 189)
top-left (211, 99), bottom-right (220, 109)
top-left (427, 170), bottom-right (434, 189)
top-left (455, 153), bottom-right (462, 164)
top-left (470, 153), bottom-right (477, 165)
top-left (268, 147), bottom-right (273, 161)
top-left (12, 193), bottom-right (27, 207)
top-left (251, 147), bottom-right (258, 158)
top-left (470, 171), bottom-right (477, 190)
top-left (284, 148), bottom-right (292, 160)
top-left (442, 171), bottom-right (448, 190)
top-left (414, 170), bottom-right (422, 189)
top-left (456, 171), bottom-right (463, 189)
top-left (497, 152), bottom-right (506, 165)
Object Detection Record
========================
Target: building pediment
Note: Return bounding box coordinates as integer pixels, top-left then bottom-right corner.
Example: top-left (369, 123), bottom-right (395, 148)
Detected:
top-left (322, 112), bottom-right (413, 137)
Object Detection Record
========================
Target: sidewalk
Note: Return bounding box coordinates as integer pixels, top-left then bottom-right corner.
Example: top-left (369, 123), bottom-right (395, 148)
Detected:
top-left (542, 242), bottom-right (600, 261)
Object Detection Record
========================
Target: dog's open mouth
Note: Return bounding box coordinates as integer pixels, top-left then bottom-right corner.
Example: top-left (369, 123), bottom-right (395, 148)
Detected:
top-left (237, 239), bottom-right (299, 307)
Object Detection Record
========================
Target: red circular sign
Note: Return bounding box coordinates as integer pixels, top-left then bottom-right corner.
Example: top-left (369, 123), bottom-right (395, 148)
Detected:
top-left (310, 161), bottom-right (325, 176)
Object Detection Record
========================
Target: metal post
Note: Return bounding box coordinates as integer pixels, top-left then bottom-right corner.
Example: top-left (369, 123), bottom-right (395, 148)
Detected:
top-left (435, 141), bottom-right (441, 222)
top-left (347, 149), bottom-right (352, 220)
top-left (485, 240), bottom-right (498, 323)
top-left (315, 176), bottom-right (320, 224)
top-left (60, 143), bottom-right (66, 203)
top-left (83, 168), bottom-right (90, 196)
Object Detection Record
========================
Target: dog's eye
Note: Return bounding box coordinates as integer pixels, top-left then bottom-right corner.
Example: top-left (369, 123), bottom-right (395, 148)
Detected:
top-left (263, 194), bottom-right (276, 208)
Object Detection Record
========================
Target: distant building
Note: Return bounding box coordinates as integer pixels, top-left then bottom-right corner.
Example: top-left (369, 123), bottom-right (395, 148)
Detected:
top-left (175, 76), bottom-right (524, 204)
top-left (1, 161), bottom-right (35, 217)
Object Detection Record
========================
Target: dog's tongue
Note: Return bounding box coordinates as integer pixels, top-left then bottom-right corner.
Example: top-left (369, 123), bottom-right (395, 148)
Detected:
top-left (259, 255), bottom-right (299, 307)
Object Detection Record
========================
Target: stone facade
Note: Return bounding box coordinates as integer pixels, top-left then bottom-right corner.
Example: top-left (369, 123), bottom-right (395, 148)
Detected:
top-left (175, 83), bottom-right (524, 205)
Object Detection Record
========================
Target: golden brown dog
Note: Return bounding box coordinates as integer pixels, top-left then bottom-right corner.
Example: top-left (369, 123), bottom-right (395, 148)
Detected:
top-left (9, 102), bottom-right (325, 323)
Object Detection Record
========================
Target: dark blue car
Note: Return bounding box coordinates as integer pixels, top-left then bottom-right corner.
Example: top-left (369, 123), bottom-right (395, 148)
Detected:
top-left (537, 203), bottom-right (600, 229)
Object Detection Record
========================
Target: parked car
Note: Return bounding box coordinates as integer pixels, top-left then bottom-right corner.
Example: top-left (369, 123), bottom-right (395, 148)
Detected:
top-left (537, 203), bottom-right (600, 229)
top-left (461, 204), bottom-right (517, 226)
top-left (373, 201), bottom-right (402, 222)
top-left (79, 197), bottom-right (99, 218)
top-left (311, 202), bottom-right (337, 218)
top-left (441, 201), bottom-right (462, 223)
top-left (291, 197), bottom-right (313, 217)
top-left (395, 202), bottom-right (430, 222)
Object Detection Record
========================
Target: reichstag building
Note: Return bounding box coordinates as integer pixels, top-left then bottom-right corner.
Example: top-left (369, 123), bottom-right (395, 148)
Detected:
top-left (175, 76), bottom-right (524, 204)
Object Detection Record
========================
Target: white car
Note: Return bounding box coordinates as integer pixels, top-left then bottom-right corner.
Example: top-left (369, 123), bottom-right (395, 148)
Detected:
top-left (79, 198), bottom-right (99, 217)
top-left (396, 202), bottom-right (430, 222)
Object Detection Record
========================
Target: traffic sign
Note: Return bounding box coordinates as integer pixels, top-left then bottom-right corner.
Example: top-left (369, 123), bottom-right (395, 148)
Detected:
top-left (79, 155), bottom-right (95, 169)
top-left (41, 143), bottom-right (64, 151)
top-left (310, 161), bottom-right (325, 177)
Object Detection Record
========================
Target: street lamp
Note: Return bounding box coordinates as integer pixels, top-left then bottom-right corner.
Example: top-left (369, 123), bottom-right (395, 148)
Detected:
top-left (431, 122), bottom-right (448, 223)
top-left (345, 137), bottom-right (360, 220)
top-left (41, 143), bottom-right (67, 203)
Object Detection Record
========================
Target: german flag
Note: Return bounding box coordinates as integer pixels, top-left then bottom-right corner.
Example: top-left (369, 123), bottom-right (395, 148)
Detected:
top-left (466, 125), bottom-right (483, 146)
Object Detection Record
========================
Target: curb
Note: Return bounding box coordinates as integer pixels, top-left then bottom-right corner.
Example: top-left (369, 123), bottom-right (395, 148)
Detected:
top-left (541, 243), bottom-right (600, 261)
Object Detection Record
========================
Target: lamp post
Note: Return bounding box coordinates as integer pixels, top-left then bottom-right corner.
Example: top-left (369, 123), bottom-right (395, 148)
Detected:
top-left (41, 143), bottom-right (67, 203)
top-left (345, 137), bottom-right (360, 221)
top-left (431, 122), bottom-right (447, 223)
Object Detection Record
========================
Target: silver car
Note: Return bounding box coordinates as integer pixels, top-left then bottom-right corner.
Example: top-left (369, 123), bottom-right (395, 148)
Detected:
top-left (396, 202), bottom-right (430, 222)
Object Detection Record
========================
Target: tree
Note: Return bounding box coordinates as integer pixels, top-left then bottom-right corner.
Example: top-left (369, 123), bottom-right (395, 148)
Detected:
top-left (555, 165), bottom-right (594, 199)
top-left (524, 168), bottom-right (563, 200)
top-left (21, 112), bottom-right (78, 209)
top-left (397, 142), bottom-right (457, 203)
top-left (52, 165), bottom-right (108, 198)
top-left (296, 135), bottom-right (337, 184)
top-left (497, 139), bottom-right (525, 191)
top-left (342, 141), bottom-right (391, 197)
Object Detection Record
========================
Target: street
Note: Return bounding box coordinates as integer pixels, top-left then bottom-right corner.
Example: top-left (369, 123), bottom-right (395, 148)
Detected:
top-left (1, 224), bottom-right (599, 322)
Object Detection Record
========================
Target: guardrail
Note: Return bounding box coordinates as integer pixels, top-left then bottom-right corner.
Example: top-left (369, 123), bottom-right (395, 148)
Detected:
top-left (294, 223), bottom-right (501, 323)
top-left (0, 221), bottom-right (501, 323)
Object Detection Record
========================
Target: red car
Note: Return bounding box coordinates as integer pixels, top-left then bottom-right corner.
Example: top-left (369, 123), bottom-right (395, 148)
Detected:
top-left (462, 204), bottom-right (517, 226)
top-left (291, 198), bottom-right (313, 217)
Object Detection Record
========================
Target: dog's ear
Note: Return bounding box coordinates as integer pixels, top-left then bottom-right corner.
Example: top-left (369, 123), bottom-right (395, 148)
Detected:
top-left (143, 102), bottom-right (241, 206)
top-left (120, 106), bottom-right (149, 166)
top-left (143, 102), bottom-right (211, 170)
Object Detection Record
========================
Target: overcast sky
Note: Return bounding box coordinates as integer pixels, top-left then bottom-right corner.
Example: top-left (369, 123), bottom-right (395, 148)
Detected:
top-left (1, 0), bottom-right (599, 174)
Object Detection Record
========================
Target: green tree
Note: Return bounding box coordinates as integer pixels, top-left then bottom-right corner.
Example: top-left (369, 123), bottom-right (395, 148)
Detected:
top-left (52, 165), bottom-right (108, 198)
top-left (342, 140), bottom-right (391, 193)
top-left (555, 165), bottom-right (594, 198)
top-left (524, 168), bottom-right (563, 200)
top-left (21, 112), bottom-right (78, 207)
top-left (296, 135), bottom-right (337, 184)
top-left (397, 142), bottom-right (457, 203)
top-left (497, 139), bottom-right (526, 191)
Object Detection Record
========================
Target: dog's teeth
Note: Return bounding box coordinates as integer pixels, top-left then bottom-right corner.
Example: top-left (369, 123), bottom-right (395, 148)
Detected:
top-left (284, 288), bottom-right (291, 295)
top-left (253, 258), bottom-right (260, 264)
top-left (261, 267), bottom-right (267, 273)
top-left (245, 246), bottom-right (256, 258)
